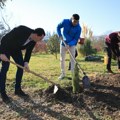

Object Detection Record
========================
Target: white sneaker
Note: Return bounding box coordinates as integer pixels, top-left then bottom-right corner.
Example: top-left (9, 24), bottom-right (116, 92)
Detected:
top-left (58, 73), bottom-right (65, 80)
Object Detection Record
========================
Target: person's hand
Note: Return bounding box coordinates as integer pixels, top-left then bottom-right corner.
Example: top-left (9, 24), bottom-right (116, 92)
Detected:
top-left (0, 54), bottom-right (9, 61)
top-left (24, 62), bottom-right (30, 72)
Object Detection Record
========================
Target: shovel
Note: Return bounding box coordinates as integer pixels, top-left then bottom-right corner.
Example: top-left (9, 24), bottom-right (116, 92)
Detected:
top-left (61, 39), bottom-right (91, 89)
top-left (8, 60), bottom-right (59, 94)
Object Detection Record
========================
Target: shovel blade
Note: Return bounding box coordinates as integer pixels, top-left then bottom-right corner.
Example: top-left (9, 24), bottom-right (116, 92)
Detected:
top-left (53, 85), bottom-right (59, 94)
top-left (82, 75), bottom-right (91, 89)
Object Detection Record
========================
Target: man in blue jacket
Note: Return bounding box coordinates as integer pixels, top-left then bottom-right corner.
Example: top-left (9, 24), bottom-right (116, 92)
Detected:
top-left (57, 14), bottom-right (81, 80)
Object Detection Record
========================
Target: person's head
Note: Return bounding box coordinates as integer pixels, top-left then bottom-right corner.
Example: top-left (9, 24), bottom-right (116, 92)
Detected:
top-left (31, 28), bottom-right (45, 42)
top-left (71, 14), bottom-right (80, 26)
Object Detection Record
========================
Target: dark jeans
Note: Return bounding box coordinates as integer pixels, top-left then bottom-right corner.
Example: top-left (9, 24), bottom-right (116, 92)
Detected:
top-left (105, 42), bottom-right (120, 70)
top-left (0, 51), bottom-right (24, 93)
top-left (68, 49), bottom-right (78, 70)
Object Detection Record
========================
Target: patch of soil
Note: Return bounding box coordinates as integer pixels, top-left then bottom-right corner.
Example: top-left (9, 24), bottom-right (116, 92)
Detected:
top-left (0, 73), bottom-right (120, 120)
top-left (42, 85), bottom-right (83, 103)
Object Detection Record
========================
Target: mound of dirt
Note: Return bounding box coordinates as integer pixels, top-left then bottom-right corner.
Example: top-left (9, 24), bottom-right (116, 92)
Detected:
top-left (42, 85), bottom-right (83, 103)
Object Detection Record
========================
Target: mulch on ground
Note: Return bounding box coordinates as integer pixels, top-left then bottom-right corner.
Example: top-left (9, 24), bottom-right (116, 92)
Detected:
top-left (0, 73), bottom-right (120, 120)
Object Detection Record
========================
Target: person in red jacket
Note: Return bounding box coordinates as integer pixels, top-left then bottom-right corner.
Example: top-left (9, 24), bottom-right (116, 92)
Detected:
top-left (105, 31), bottom-right (120, 73)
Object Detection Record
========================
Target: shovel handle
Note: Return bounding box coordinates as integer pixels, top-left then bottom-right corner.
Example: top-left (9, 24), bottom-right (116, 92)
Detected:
top-left (8, 60), bottom-right (56, 85)
top-left (9, 60), bottom-right (25, 69)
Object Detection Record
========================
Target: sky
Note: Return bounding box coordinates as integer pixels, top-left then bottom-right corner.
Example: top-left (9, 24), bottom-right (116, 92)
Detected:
top-left (0, 0), bottom-right (120, 36)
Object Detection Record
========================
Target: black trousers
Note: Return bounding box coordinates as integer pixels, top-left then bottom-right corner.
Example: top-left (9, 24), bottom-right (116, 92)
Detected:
top-left (105, 42), bottom-right (120, 70)
top-left (0, 51), bottom-right (24, 93)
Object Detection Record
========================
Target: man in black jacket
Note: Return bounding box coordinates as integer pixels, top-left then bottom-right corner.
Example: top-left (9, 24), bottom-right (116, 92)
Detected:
top-left (0, 25), bottom-right (45, 102)
top-left (105, 31), bottom-right (120, 73)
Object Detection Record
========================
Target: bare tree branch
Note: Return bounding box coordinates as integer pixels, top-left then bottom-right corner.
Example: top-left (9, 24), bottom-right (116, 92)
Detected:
top-left (0, 0), bottom-right (7, 8)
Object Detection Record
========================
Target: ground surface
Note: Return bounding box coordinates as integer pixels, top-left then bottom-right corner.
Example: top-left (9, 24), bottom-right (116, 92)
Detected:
top-left (0, 73), bottom-right (120, 120)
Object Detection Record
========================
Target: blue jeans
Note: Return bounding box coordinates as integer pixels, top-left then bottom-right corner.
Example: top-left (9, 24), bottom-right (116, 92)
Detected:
top-left (0, 51), bottom-right (24, 93)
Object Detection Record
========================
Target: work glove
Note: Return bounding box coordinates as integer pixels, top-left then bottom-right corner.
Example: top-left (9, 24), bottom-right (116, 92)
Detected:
top-left (0, 54), bottom-right (9, 62)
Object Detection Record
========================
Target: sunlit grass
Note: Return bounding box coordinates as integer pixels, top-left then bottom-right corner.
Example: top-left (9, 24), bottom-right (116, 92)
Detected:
top-left (6, 53), bottom-right (118, 91)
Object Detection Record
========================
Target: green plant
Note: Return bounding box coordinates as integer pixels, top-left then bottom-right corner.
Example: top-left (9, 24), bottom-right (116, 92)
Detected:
top-left (72, 63), bottom-right (81, 93)
top-left (78, 38), bottom-right (97, 56)
top-left (47, 34), bottom-right (60, 59)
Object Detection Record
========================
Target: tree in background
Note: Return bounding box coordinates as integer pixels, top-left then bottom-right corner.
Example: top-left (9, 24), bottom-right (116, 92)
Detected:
top-left (32, 41), bottom-right (47, 54)
top-left (78, 23), bottom-right (96, 56)
top-left (0, 0), bottom-right (7, 8)
top-left (82, 23), bottom-right (93, 38)
top-left (0, 0), bottom-right (11, 37)
top-left (92, 36), bottom-right (105, 52)
top-left (47, 34), bottom-right (60, 59)
top-left (0, 21), bottom-right (5, 35)
top-left (0, 13), bottom-right (11, 35)
top-left (0, 18), bottom-right (11, 39)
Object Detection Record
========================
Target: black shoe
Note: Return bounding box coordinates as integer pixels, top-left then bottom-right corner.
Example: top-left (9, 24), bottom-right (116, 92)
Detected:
top-left (1, 92), bottom-right (10, 102)
top-left (68, 68), bottom-right (71, 70)
top-left (67, 77), bottom-right (72, 80)
top-left (15, 89), bottom-right (28, 97)
top-left (107, 69), bottom-right (114, 73)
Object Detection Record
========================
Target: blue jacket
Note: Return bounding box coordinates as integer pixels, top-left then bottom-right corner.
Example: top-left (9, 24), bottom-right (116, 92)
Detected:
top-left (57, 19), bottom-right (81, 46)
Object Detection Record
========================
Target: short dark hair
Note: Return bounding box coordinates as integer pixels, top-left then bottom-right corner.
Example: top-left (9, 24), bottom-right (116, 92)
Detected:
top-left (72, 14), bottom-right (80, 20)
top-left (34, 28), bottom-right (45, 36)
